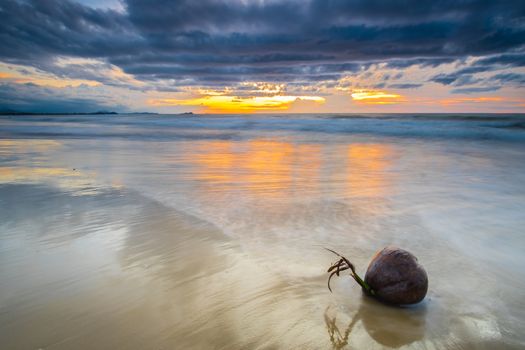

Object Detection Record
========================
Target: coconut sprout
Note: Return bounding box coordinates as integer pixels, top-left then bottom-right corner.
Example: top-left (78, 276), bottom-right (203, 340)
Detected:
top-left (326, 246), bottom-right (428, 305)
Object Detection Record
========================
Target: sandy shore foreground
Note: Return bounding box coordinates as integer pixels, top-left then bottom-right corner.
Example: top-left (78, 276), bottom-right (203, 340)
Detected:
top-left (0, 183), bottom-right (520, 349)
top-left (0, 183), bottom-right (303, 348)
top-left (0, 183), bottom-right (337, 349)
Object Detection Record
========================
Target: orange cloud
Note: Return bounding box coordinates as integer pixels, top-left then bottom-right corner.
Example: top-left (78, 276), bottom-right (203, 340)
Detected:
top-left (148, 94), bottom-right (325, 113)
top-left (439, 97), bottom-right (503, 106)
top-left (351, 89), bottom-right (406, 104)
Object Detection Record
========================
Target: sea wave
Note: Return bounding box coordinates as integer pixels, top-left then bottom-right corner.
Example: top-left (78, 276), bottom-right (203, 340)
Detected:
top-left (1, 113), bottom-right (525, 142)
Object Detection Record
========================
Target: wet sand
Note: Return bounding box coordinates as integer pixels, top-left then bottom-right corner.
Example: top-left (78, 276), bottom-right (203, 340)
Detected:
top-left (1, 114), bottom-right (525, 349)
top-left (1, 182), bottom-right (521, 349)
top-left (0, 184), bottom-right (341, 349)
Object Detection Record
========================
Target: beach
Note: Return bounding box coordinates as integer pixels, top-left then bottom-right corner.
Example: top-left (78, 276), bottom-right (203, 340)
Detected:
top-left (1, 113), bottom-right (525, 349)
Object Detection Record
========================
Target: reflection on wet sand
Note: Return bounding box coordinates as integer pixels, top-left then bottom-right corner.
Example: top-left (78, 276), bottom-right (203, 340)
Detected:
top-left (346, 143), bottom-right (394, 198)
top-left (325, 299), bottom-right (426, 349)
top-left (170, 139), bottom-right (400, 279)
top-left (293, 143), bottom-right (322, 193)
top-left (244, 139), bottom-right (294, 197)
top-left (0, 166), bottom-right (100, 194)
top-left (0, 139), bottom-right (61, 155)
top-left (189, 139), bottom-right (298, 199)
top-left (0, 139), bottom-right (100, 193)
top-left (191, 141), bottom-right (237, 184)
top-left (187, 139), bottom-right (390, 201)
top-left (0, 184), bottom-right (331, 349)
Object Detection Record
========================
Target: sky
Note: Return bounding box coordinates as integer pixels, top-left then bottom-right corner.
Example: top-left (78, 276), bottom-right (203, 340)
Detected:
top-left (0, 0), bottom-right (524, 114)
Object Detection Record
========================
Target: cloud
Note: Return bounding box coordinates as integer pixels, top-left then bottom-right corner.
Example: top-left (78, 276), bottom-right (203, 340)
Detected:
top-left (388, 83), bottom-right (423, 89)
top-left (1, 0), bottom-right (524, 86)
top-left (450, 86), bottom-right (501, 94)
top-left (0, 0), bottom-right (136, 64)
top-left (490, 73), bottom-right (525, 84)
top-left (0, 82), bottom-right (126, 113)
top-left (429, 64), bottom-right (493, 85)
top-left (431, 63), bottom-right (525, 92)
top-left (0, 0), bottom-right (524, 111)
top-left (475, 53), bottom-right (525, 67)
top-left (428, 51), bottom-right (525, 92)
top-left (430, 73), bottom-right (458, 85)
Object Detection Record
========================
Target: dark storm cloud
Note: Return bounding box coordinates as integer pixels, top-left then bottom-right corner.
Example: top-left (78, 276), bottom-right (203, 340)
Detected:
top-left (475, 53), bottom-right (525, 68)
top-left (0, 0), bottom-right (525, 86)
top-left (430, 59), bottom-right (525, 89)
top-left (430, 72), bottom-right (483, 86)
top-left (430, 74), bottom-right (460, 85)
top-left (0, 0), bottom-right (137, 65)
top-left (429, 51), bottom-right (525, 87)
top-left (0, 83), bottom-right (121, 113)
top-left (384, 58), bottom-right (456, 69)
top-left (451, 86), bottom-right (501, 94)
top-left (388, 83), bottom-right (423, 89)
top-left (490, 73), bottom-right (525, 84)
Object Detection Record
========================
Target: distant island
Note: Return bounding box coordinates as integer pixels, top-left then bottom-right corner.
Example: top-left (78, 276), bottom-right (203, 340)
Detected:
top-left (0, 109), bottom-right (194, 116)
top-left (0, 109), bottom-right (119, 116)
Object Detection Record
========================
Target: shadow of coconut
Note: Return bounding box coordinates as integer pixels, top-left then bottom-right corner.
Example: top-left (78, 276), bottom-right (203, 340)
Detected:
top-left (325, 296), bottom-right (427, 349)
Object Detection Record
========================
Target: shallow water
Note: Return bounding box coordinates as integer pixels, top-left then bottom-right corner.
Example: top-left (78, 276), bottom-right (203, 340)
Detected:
top-left (1, 113), bottom-right (525, 349)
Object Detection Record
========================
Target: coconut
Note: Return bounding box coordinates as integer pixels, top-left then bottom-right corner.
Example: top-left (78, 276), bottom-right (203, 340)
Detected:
top-left (364, 246), bottom-right (428, 305)
top-left (326, 246), bottom-right (428, 305)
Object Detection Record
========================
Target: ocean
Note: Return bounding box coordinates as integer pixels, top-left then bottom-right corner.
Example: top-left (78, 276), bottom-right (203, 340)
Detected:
top-left (1, 113), bottom-right (525, 349)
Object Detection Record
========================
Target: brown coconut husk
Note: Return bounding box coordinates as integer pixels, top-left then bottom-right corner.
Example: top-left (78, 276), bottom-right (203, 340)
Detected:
top-left (326, 246), bottom-right (428, 305)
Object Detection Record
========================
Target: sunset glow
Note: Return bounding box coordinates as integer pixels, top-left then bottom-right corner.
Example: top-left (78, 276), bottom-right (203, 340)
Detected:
top-left (439, 97), bottom-right (504, 106)
top-left (149, 95), bottom-right (325, 113)
top-left (351, 90), bottom-right (406, 105)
